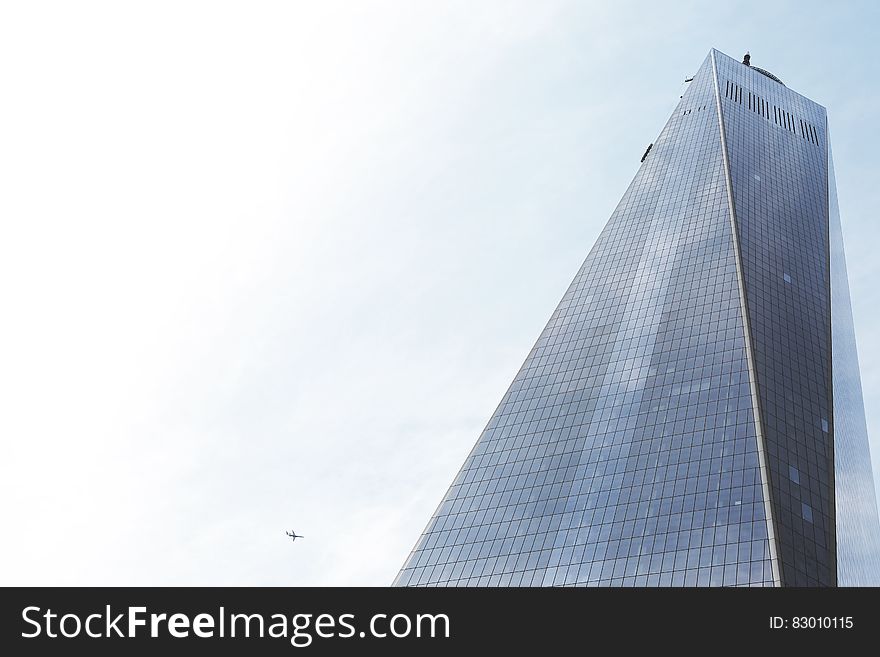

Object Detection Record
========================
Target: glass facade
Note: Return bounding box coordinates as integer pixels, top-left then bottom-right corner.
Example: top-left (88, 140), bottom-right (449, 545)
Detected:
top-left (715, 51), bottom-right (834, 586)
top-left (828, 141), bottom-right (880, 586)
top-left (395, 49), bottom-right (880, 586)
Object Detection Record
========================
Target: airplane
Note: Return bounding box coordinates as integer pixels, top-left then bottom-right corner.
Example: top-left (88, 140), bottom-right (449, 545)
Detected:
top-left (286, 530), bottom-right (304, 542)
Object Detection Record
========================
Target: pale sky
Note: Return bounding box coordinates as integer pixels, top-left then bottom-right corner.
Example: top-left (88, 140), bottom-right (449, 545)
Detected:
top-left (2, 1), bottom-right (879, 585)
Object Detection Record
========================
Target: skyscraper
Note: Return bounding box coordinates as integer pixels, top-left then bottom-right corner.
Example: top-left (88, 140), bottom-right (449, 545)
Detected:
top-left (394, 49), bottom-right (880, 587)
